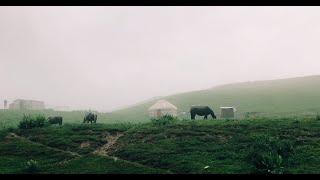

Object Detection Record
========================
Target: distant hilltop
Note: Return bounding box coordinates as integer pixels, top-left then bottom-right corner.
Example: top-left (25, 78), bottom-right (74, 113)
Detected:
top-left (108, 74), bottom-right (320, 122)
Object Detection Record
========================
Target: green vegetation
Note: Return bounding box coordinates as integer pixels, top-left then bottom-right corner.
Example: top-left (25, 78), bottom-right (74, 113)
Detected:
top-left (247, 135), bottom-right (294, 174)
top-left (14, 123), bottom-right (129, 155)
top-left (0, 123), bottom-right (165, 174)
top-left (110, 117), bottom-right (320, 174)
top-left (151, 115), bottom-right (178, 126)
top-left (44, 155), bottom-right (165, 174)
top-left (1, 75), bottom-right (320, 173)
top-left (0, 109), bottom-right (122, 130)
top-left (108, 75), bottom-right (320, 122)
top-left (1, 116), bottom-right (320, 174)
top-left (2, 75), bottom-right (320, 129)
top-left (18, 114), bottom-right (46, 129)
top-left (23, 159), bottom-right (40, 173)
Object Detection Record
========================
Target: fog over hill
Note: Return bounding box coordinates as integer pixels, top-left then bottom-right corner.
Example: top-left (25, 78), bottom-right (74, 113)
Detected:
top-left (107, 75), bottom-right (320, 122)
top-left (1, 6), bottom-right (320, 111)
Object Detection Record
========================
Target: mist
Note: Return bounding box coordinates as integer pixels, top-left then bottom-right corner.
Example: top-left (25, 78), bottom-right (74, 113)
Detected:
top-left (1, 6), bottom-right (320, 111)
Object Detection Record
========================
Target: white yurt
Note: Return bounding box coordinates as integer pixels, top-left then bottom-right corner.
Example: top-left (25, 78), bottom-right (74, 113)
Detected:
top-left (148, 99), bottom-right (178, 118)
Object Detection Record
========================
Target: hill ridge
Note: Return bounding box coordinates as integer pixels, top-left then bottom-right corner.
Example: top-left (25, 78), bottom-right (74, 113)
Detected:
top-left (107, 75), bottom-right (320, 122)
top-left (112, 75), bottom-right (320, 113)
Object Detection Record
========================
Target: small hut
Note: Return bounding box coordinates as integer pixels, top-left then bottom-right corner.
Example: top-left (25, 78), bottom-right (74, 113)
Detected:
top-left (148, 100), bottom-right (178, 119)
top-left (220, 107), bottom-right (236, 119)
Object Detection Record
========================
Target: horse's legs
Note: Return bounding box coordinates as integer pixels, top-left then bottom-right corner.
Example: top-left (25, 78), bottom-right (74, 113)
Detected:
top-left (191, 112), bottom-right (195, 120)
top-left (204, 115), bottom-right (207, 119)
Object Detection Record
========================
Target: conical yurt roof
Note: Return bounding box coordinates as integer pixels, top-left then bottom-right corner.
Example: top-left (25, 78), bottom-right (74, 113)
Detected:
top-left (148, 100), bottom-right (177, 111)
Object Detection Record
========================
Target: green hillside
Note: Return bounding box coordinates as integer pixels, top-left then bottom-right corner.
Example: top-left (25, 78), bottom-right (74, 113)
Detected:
top-left (1, 117), bottom-right (320, 174)
top-left (108, 75), bottom-right (320, 122)
top-left (0, 123), bottom-right (167, 174)
top-left (2, 75), bottom-right (320, 174)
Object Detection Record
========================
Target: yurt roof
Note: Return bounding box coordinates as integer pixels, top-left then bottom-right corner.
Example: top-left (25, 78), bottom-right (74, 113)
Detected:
top-left (148, 100), bottom-right (177, 111)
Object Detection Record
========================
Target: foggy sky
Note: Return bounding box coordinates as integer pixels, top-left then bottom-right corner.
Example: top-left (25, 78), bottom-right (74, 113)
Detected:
top-left (1, 6), bottom-right (320, 111)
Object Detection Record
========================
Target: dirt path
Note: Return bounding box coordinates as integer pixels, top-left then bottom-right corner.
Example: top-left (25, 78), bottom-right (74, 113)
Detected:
top-left (4, 132), bottom-right (172, 173)
top-left (92, 132), bottom-right (172, 173)
top-left (93, 132), bottom-right (123, 156)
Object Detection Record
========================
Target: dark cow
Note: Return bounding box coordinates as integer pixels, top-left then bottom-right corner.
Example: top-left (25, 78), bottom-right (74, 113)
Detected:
top-left (48, 116), bottom-right (63, 125)
top-left (83, 112), bottom-right (97, 123)
top-left (190, 106), bottom-right (216, 120)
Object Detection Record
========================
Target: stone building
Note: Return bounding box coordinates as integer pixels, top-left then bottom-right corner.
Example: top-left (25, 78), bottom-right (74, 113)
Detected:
top-left (9, 99), bottom-right (45, 110)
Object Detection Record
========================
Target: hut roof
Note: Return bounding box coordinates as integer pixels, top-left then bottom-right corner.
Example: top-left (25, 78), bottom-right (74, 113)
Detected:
top-left (148, 100), bottom-right (177, 111)
top-left (220, 107), bottom-right (234, 109)
top-left (220, 106), bottom-right (237, 111)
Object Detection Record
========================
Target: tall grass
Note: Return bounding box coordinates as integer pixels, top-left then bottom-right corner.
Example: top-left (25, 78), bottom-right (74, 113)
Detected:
top-left (18, 114), bottom-right (47, 129)
top-left (150, 115), bottom-right (178, 126)
top-left (247, 135), bottom-right (295, 174)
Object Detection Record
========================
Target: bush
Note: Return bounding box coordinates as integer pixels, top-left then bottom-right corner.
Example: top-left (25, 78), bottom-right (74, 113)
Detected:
top-left (316, 114), bottom-right (320, 121)
top-left (247, 135), bottom-right (294, 174)
top-left (18, 114), bottom-right (46, 129)
top-left (151, 115), bottom-right (178, 126)
top-left (23, 159), bottom-right (40, 173)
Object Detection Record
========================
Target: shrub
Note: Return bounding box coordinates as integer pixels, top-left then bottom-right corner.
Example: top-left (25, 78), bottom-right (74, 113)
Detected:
top-left (23, 159), bottom-right (40, 173)
top-left (18, 114), bottom-right (46, 129)
top-left (7, 127), bottom-right (14, 132)
top-left (316, 114), bottom-right (320, 121)
top-left (151, 115), bottom-right (178, 126)
top-left (247, 135), bottom-right (294, 174)
top-left (35, 115), bottom-right (46, 127)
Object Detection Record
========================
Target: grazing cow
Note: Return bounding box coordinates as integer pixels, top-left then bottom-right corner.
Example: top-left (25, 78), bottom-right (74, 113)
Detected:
top-left (83, 112), bottom-right (97, 123)
top-left (48, 116), bottom-right (63, 125)
top-left (190, 106), bottom-right (216, 120)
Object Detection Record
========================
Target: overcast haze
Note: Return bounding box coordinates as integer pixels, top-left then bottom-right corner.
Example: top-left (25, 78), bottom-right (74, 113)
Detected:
top-left (1, 6), bottom-right (320, 111)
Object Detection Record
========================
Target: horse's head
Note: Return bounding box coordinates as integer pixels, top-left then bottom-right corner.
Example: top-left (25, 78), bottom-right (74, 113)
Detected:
top-left (211, 112), bottom-right (217, 119)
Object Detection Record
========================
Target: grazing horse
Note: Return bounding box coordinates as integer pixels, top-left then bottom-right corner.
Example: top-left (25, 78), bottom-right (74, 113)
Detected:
top-left (190, 106), bottom-right (216, 120)
top-left (48, 116), bottom-right (63, 125)
top-left (83, 112), bottom-right (97, 123)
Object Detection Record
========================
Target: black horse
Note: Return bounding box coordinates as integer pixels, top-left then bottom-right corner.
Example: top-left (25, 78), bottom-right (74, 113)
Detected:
top-left (83, 112), bottom-right (97, 123)
top-left (190, 106), bottom-right (216, 120)
top-left (48, 116), bottom-right (63, 126)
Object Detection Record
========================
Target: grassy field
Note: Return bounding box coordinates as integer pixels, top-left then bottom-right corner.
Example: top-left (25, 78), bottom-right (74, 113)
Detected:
top-left (1, 116), bottom-right (320, 174)
top-left (108, 75), bottom-right (320, 122)
top-left (0, 109), bottom-right (131, 130)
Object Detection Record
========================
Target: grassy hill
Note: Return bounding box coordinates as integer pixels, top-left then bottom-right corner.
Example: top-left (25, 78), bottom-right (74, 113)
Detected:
top-left (1, 75), bottom-right (320, 174)
top-left (108, 75), bottom-right (320, 122)
top-left (1, 117), bottom-right (320, 174)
